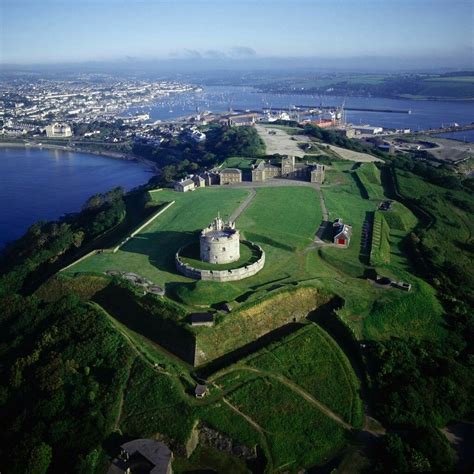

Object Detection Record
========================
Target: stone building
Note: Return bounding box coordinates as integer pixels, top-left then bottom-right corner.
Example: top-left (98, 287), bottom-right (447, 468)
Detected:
top-left (310, 164), bottom-right (325, 184)
top-left (107, 439), bottom-right (173, 474)
top-left (219, 168), bottom-right (242, 185)
top-left (200, 215), bottom-right (240, 264)
top-left (251, 160), bottom-right (281, 182)
top-left (202, 171), bottom-right (219, 186)
top-left (192, 175), bottom-right (206, 188)
top-left (45, 122), bottom-right (73, 138)
top-left (281, 156), bottom-right (311, 179)
top-left (174, 178), bottom-right (195, 192)
top-left (251, 155), bottom-right (325, 184)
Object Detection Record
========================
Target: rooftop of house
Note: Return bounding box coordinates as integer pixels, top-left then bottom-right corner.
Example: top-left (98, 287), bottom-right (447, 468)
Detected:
top-left (176, 178), bottom-right (194, 187)
top-left (108, 439), bottom-right (172, 474)
top-left (220, 168), bottom-right (242, 174)
top-left (189, 313), bottom-right (214, 325)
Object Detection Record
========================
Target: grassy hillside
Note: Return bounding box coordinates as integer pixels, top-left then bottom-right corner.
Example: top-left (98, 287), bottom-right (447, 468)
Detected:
top-left (243, 324), bottom-right (363, 427)
top-left (370, 211), bottom-right (391, 266)
top-left (355, 163), bottom-right (385, 200)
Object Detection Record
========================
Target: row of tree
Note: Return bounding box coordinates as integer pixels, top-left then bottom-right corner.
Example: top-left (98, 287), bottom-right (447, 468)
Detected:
top-left (0, 187), bottom-right (126, 295)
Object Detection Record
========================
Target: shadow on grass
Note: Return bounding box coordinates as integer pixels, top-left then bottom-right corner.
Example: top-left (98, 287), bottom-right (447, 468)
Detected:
top-left (94, 283), bottom-right (196, 365)
top-left (307, 296), bottom-right (370, 409)
top-left (317, 220), bottom-right (335, 242)
top-left (359, 211), bottom-right (374, 265)
top-left (244, 232), bottom-right (295, 252)
top-left (351, 172), bottom-right (369, 200)
top-left (120, 229), bottom-right (197, 274)
top-left (194, 322), bottom-right (305, 380)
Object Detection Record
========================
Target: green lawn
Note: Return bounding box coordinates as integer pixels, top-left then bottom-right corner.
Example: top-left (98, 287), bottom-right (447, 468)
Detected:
top-left (219, 156), bottom-right (257, 171)
top-left (66, 188), bottom-right (249, 289)
top-left (64, 168), bottom-right (446, 342)
top-left (67, 185), bottom-right (323, 307)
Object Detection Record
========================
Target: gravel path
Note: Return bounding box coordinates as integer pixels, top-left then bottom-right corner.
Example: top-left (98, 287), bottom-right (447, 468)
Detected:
top-left (229, 188), bottom-right (256, 222)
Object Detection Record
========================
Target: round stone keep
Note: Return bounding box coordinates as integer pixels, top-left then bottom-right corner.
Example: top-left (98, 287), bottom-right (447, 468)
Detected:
top-left (200, 215), bottom-right (240, 264)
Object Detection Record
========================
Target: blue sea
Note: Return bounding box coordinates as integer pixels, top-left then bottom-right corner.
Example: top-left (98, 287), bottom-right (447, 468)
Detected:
top-left (129, 85), bottom-right (474, 131)
top-left (1, 86), bottom-right (473, 250)
top-left (434, 129), bottom-right (474, 143)
top-left (0, 147), bottom-right (152, 250)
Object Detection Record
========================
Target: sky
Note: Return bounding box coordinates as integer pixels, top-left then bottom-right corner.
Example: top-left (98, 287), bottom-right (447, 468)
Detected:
top-left (0, 0), bottom-right (473, 67)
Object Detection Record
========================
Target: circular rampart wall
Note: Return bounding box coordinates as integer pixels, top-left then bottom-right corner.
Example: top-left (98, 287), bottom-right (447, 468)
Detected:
top-left (176, 240), bottom-right (265, 282)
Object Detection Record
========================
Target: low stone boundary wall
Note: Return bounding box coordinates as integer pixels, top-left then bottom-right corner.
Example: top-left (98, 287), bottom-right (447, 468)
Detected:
top-left (176, 241), bottom-right (265, 282)
top-left (112, 201), bottom-right (175, 253)
top-left (61, 201), bottom-right (175, 272)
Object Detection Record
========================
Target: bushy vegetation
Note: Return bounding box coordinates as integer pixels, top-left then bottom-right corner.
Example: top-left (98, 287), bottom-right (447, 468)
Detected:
top-left (368, 337), bottom-right (473, 428)
top-left (120, 358), bottom-right (196, 444)
top-left (133, 125), bottom-right (265, 185)
top-left (304, 124), bottom-right (384, 158)
top-left (0, 294), bottom-right (135, 474)
top-left (369, 211), bottom-right (391, 266)
top-left (211, 126), bottom-right (265, 158)
top-left (0, 187), bottom-right (126, 295)
top-left (375, 429), bottom-right (455, 473)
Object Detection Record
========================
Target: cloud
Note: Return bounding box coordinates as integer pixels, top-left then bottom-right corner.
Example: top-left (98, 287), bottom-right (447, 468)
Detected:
top-left (182, 49), bottom-right (202, 59)
top-left (229, 46), bottom-right (257, 58)
top-left (169, 46), bottom-right (258, 60)
top-left (203, 49), bottom-right (227, 59)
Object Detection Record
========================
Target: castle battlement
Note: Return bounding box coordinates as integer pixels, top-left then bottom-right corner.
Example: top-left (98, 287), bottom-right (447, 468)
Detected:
top-left (200, 214), bottom-right (240, 264)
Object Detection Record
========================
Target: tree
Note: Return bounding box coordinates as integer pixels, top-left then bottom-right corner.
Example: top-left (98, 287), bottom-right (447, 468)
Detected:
top-left (25, 442), bottom-right (52, 474)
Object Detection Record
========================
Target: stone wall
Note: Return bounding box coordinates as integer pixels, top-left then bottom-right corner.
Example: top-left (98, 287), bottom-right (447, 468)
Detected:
top-left (176, 241), bottom-right (265, 282)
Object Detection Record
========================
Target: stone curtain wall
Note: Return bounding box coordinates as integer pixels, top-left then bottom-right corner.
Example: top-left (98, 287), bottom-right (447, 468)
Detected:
top-left (176, 242), bottom-right (265, 282)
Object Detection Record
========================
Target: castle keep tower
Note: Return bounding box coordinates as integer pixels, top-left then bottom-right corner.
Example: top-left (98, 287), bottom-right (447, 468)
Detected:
top-left (200, 214), bottom-right (240, 264)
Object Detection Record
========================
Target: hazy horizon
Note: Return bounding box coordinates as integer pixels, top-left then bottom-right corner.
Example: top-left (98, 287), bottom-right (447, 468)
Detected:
top-left (1, 0), bottom-right (472, 70)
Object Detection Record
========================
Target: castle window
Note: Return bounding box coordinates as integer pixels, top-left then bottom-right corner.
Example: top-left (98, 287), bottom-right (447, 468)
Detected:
top-left (222, 247), bottom-right (226, 251)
